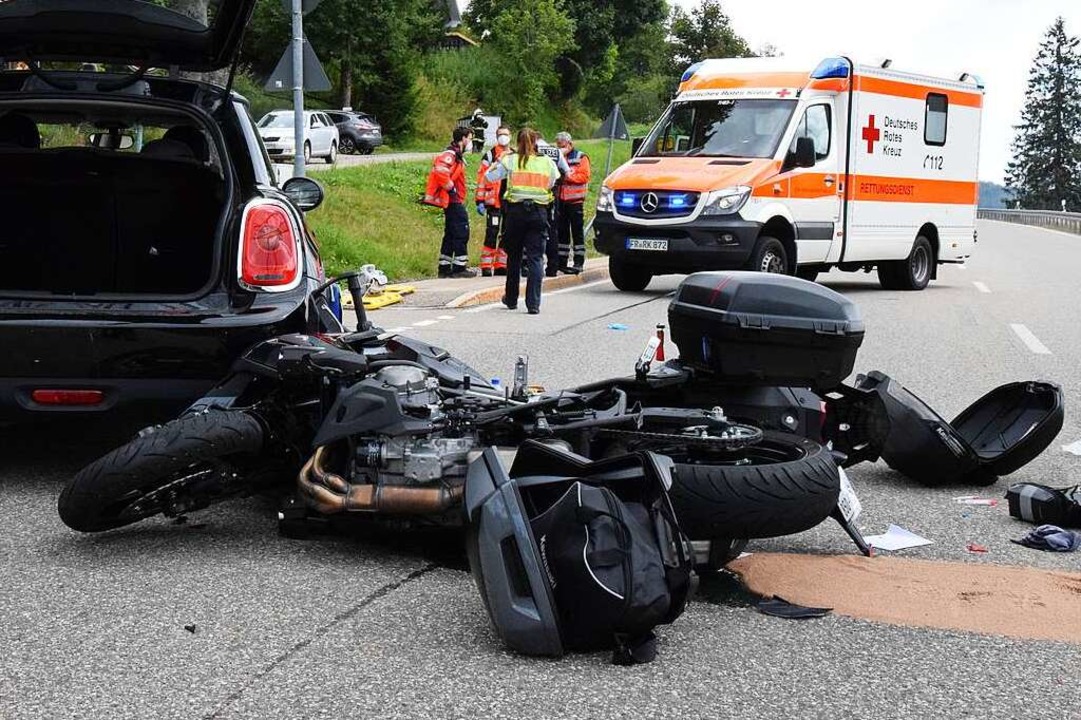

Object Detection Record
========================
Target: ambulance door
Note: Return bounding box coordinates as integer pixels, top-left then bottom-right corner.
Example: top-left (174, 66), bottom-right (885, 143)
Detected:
top-left (784, 101), bottom-right (841, 264)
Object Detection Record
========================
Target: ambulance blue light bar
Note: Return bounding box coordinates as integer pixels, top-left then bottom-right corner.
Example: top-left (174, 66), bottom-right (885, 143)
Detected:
top-left (681, 62), bottom-right (704, 83)
top-left (811, 57), bottom-right (851, 80)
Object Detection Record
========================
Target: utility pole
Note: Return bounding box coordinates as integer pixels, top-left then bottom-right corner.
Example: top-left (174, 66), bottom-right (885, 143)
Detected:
top-left (291, 0), bottom-right (305, 178)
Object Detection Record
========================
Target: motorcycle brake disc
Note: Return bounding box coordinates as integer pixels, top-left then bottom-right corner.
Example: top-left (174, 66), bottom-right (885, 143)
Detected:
top-left (597, 423), bottom-right (763, 452)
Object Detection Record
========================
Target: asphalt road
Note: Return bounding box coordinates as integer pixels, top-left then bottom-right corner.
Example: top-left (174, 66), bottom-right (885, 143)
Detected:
top-left (3, 220), bottom-right (1080, 719)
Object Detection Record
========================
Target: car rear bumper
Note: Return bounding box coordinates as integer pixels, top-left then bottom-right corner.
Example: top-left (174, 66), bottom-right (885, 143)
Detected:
top-left (0, 294), bottom-right (311, 420)
top-left (593, 211), bottom-right (761, 272)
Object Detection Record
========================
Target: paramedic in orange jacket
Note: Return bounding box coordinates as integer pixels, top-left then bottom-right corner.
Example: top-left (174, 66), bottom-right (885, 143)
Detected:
top-left (423, 127), bottom-right (475, 277)
top-left (475, 125), bottom-right (512, 276)
top-left (554, 132), bottom-right (591, 274)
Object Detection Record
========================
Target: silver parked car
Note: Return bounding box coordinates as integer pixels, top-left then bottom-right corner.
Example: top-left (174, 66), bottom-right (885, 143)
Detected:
top-left (257, 109), bottom-right (339, 164)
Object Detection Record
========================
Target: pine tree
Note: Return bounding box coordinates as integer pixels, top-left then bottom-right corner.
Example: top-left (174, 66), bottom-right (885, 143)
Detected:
top-left (1006, 17), bottom-right (1081, 211)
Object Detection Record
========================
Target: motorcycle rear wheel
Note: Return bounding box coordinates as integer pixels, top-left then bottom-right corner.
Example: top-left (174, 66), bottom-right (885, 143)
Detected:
top-left (58, 410), bottom-right (267, 532)
top-left (666, 432), bottom-right (840, 541)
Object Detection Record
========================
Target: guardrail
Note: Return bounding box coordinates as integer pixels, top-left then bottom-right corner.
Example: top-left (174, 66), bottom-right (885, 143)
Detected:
top-left (978, 208), bottom-right (1081, 235)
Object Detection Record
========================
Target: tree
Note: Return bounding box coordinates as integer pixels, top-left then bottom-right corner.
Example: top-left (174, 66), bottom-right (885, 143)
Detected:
top-left (1006, 17), bottom-right (1081, 211)
top-left (242, 0), bottom-right (444, 138)
top-left (483, 0), bottom-right (576, 124)
top-left (668, 0), bottom-right (752, 70)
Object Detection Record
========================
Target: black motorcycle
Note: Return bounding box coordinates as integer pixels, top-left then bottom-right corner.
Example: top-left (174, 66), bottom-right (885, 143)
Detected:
top-left (57, 267), bottom-right (882, 570)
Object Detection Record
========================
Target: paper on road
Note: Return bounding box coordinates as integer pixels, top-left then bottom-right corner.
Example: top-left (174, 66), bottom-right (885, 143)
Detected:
top-left (864, 524), bottom-right (933, 552)
top-left (1062, 439), bottom-right (1081, 456)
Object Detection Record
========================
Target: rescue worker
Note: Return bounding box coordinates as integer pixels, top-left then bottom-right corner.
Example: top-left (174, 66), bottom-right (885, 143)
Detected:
top-left (423, 127), bottom-right (476, 277)
top-left (475, 125), bottom-right (513, 276)
top-left (532, 131), bottom-right (563, 276)
top-left (485, 127), bottom-right (569, 315)
top-left (554, 132), bottom-right (591, 274)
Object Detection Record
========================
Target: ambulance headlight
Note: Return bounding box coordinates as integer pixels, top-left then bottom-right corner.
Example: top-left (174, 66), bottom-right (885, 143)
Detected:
top-left (701, 186), bottom-right (751, 216)
top-left (596, 185), bottom-right (615, 212)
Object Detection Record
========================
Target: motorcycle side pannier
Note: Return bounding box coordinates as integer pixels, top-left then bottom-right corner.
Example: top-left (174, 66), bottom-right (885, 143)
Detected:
top-left (855, 371), bottom-right (1065, 486)
top-left (668, 272), bottom-right (864, 390)
top-left (464, 442), bottom-right (691, 664)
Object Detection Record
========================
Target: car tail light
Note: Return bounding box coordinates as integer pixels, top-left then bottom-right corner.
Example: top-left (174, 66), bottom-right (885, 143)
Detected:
top-left (240, 202), bottom-right (299, 288)
top-left (31, 389), bottom-right (104, 406)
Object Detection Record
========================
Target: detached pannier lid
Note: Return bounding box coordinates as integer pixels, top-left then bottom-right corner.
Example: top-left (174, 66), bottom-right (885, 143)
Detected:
top-left (670, 271), bottom-right (864, 333)
top-left (951, 380), bottom-right (1064, 477)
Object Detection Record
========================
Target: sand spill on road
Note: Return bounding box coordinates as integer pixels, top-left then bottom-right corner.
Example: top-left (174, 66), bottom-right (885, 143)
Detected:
top-left (728, 553), bottom-right (1081, 644)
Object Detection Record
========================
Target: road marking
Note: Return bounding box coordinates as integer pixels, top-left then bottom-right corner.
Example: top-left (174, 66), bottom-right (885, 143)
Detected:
top-left (464, 279), bottom-right (610, 313)
top-left (412, 319), bottom-right (439, 327)
top-left (1010, 324), bottom-right (1051, 355)
top-left (973, 281), bottom-right (991, 294)
top-left (437, 315), bottom-right (455, 320)
top-left (956, 265), bottom-right (967, 271)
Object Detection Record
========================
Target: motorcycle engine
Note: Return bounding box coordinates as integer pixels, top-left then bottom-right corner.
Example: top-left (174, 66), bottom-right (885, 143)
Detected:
top-left (353, 364), bottom-right (480, 487)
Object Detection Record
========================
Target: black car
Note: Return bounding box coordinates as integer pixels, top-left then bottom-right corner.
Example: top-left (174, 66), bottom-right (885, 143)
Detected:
top-left (0, 0), bottom-right (345, 421)
top-left (324, 110), bottom-right (383, 155)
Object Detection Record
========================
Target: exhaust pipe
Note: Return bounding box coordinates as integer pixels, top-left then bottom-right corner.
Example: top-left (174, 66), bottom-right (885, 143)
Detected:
top-left (298, 446), bottom-right (463, 515)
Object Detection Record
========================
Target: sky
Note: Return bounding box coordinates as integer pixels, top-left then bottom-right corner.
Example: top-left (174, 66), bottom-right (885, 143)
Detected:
top-left (673, 0), bottom-right (1081, 183)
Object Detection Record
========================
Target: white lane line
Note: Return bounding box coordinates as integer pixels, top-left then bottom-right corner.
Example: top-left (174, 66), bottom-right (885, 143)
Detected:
top-left (1010, 324), bottom-right (1052, 355)
top-left (412, 319), bottom-right (439, 327)
top-left (437, 315), bottom-right (455, 320)
top-left (464, 278), bottom-right (610, 313)
top-left (973, 281), bottom-right (991, 294)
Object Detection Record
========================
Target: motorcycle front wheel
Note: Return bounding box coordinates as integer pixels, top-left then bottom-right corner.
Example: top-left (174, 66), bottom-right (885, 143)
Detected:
top-left (58, 410), bottom-right (268, 532)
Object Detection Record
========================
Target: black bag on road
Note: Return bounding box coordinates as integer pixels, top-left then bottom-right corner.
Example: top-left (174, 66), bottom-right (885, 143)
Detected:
top-left (465, 442), bottom-right (691, 664)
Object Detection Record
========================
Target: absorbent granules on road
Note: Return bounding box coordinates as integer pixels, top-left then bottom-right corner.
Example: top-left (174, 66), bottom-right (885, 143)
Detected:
top-left (728, 553), bottom-right (1081, 644)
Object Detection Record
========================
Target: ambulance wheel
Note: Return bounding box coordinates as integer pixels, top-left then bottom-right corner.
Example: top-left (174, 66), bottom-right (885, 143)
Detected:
top-left (302, 141), bottom-right (312, 164)
top-left (667, 432), bottom-right (840, 541)
top-left (746, 236), bottom-right (788, 275)
top-left (609, 257), bottom-right (652, 291)
top-left (878, 236), bottom-right (933, 290)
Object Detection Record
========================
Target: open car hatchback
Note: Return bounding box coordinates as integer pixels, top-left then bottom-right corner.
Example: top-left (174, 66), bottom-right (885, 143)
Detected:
top-left (0, 0), bottom-right (345, 420)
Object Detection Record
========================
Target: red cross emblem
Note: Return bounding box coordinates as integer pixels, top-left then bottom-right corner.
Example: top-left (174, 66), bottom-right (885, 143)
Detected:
top-left (777, 88), bottom-right (792, 98)
top-left (862, 115), bottom-right (880, 154)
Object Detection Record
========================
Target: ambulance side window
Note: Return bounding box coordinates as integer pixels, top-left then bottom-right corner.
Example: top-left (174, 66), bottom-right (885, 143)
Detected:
top-left (789, 104), bottom-right (831, 162)
top-left (925, 94), bottom-right (948, 146)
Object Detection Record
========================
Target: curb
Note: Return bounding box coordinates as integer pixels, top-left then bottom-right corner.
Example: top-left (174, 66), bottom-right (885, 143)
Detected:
top-left (446, 262), bottom-right (611, 308)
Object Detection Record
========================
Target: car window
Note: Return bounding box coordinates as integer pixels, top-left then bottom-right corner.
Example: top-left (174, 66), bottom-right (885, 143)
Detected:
top-left (788, 104), bottom-right (832, 161)
top-left (258, 113), bottom-right (292, 129)
top-left (309, 114), bottom-right (319, 129)
top-left (319, 113), bottom-right (332, 127)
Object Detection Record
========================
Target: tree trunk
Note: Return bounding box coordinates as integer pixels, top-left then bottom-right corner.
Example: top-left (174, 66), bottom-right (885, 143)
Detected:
top-left (174, 0), bottom-right (230, 87)
top-left (341, 59), bottom-right (353, 108)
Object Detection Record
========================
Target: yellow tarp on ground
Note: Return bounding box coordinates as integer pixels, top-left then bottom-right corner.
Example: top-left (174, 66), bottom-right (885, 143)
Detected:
top-left (342, 284), bottom-right (417, 311)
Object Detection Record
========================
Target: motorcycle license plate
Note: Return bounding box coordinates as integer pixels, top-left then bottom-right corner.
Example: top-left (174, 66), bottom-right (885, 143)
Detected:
top-left (626, 238), bottom-right (668, 251)
top-left (836, 467), bottom-right (862, 523)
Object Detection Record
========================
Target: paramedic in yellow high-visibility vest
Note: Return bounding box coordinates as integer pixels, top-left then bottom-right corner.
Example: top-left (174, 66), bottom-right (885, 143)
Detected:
top-left (485, 127), bottom-right (569, 315)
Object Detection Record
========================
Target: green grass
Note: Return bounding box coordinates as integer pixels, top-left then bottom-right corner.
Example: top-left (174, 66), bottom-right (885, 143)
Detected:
top-left (309, 140), bottom-right (634, 280)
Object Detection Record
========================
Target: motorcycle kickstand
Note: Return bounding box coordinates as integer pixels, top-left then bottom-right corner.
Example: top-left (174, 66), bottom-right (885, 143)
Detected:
top-left (830, 505), bottom-right (874, 557)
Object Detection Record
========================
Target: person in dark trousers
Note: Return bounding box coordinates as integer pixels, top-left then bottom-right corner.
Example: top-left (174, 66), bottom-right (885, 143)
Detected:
top-left (485, 127), bottom-right (567, 314)
top-left (423, 127), bottom-right (476, 277)
top-left (475, 125), bottom-right (513, 276)
top-left (554, 131), bottom-right (592, 273)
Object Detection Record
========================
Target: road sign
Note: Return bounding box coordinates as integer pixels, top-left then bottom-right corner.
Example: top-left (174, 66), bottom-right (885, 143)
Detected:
top-left (281, 0), bottom-right (321, 14)
top-left (264, 39), bottom-right (332, 92)
top-left (594, 104), bottom-right (629, 141)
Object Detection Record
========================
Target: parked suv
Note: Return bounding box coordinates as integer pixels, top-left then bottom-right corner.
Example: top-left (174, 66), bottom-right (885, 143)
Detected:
top-left (325, 110), bottom-right (383, 155)
top-left (0, 0), bottom-right (345, 421)
top-left (257, 109), bottom-right (339, 164)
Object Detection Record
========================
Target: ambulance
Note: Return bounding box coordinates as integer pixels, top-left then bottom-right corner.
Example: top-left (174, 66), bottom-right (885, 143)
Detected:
top-left (594, 56), bottom-right (984, 291)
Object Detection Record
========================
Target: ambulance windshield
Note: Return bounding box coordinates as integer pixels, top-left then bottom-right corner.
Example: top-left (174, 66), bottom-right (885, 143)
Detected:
top-left (640, 99), bottom-right (796, 158)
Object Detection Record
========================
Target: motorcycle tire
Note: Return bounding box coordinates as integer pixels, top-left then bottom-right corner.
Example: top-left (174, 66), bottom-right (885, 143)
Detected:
top-left (668, 432), bottom-right (840, 541)
top-left (58, 410), bottom-right (266, 533)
